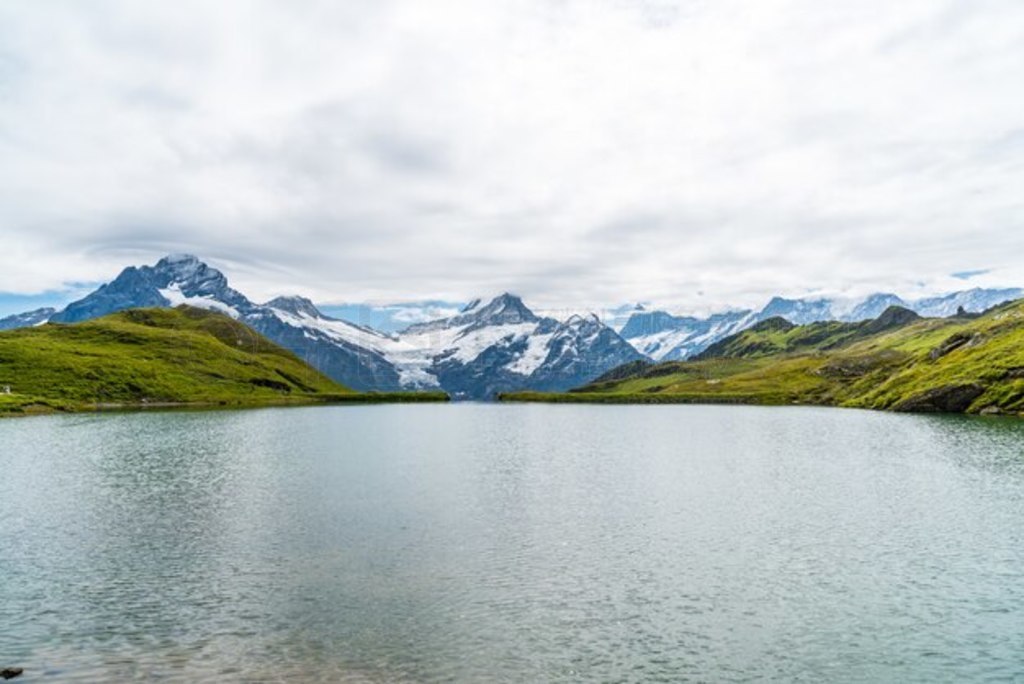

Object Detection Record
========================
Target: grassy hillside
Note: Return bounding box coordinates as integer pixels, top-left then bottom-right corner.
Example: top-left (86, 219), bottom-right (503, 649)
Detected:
top-left (692, 306), bottom-right (922, 360)
top-left (0, 306), bottom-right (445, 415)
top-left (502, 301), bottom-right (1024, 416)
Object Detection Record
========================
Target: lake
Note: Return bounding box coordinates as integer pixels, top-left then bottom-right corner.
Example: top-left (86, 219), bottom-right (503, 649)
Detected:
top-left (1, 404), bottom-right (1023, 682)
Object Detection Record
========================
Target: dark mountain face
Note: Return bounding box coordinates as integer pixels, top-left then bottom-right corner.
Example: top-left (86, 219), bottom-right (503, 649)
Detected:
top-left (50, 254), bottom-right (251, 323)
top-left (758, 297), bottom-right (833, 324)
top-left (913, 288), bottom-right (1024, 317)
top-left (0, 309), bottom-right (56, 331)
top-left (617, 287), bottom-right (1022, 363)
top-left (417, 303), bottom-right (645, 400)
top-left (368, 294), bottom-right (645, 398)
top-left (526, 315), bottom-right (644, 393)
top-left (26, 256), bottom-right (640, 399)
top-left (14, 253), bottom-right (1015, 399)
top-left (402, 293), bottom-right (538, 335)
top-left (846, 293), bottom-right (908, 322)
top-left (264, 295), bottom-right (323, 319)
top-left (430, 339), bottom-right (537, 400)
top-left (49, 266), bottom-right (169, 323)
top-left (41, 255), bottom-right (396, 390)
top-left (0, 307), bottom-right (56, 331)
top-left (244, 308), bottom-right (403, 392)
top-left (618, 308), bottom-right (755, 361)
top-left (619, 310), bottom-right (700, 338)
top-left (862, 305), bottom-right (920, 335)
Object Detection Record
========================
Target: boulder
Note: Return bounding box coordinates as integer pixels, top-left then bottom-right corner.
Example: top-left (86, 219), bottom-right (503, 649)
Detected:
top-left (892, 384), bottom-right (986, 413)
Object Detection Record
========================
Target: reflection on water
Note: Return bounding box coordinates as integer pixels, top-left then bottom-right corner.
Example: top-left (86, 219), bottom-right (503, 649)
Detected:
top-left (2, 405), bottom-right (1024, 681)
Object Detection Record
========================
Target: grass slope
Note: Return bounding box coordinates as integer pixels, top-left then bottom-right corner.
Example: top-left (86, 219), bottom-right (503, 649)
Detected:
top-left (0, 306), bottom-right (446, 415)
top-left (502, 301), bottom-right (1024, 416)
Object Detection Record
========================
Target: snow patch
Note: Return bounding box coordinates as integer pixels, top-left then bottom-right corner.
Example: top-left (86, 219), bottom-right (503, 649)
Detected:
top-left (160, 285), bottom-right (240, 319)
top-left (508, 332), bottom-right (554, 375)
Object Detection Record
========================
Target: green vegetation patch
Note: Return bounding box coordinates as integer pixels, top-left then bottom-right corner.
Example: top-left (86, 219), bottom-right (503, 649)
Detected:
top-left (0, 306), bottom-right (450, 416)
top-left (503, 300), bottom-right (1024, 416)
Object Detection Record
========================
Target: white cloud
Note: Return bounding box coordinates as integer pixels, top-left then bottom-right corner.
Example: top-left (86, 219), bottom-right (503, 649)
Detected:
top-left (0, 0), bottom-right (1022, 315)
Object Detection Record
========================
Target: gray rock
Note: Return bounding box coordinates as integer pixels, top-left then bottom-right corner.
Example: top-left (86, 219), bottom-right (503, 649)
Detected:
top-left (929, 332), bottom-right (975, 360)
top-left (892, 384), bottom-right (986, 413)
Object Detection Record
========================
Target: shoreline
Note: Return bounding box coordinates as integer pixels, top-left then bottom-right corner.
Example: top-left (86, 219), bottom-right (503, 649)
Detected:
top-left (0, 391), bottom-right (449, 419)
top-left (498, 391), bottom-right (1024, 417)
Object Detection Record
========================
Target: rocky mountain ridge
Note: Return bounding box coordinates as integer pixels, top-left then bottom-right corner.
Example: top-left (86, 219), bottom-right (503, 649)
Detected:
top-left (3, 254), bottom-right (1020, 395)
top-left (618, 288), bottom-right (1024, 361)
top-left (9, 255), bottom-right (642, 399)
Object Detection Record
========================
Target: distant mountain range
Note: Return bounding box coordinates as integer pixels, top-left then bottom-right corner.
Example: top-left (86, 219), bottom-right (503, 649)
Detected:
top-left (0, 306), bottom-right (353, 414)
top-left (0, 307), bottom-right (56, 331)
top-left (7, 255), bottom-right (642, 399)
top-left (618, 288), bottom-right (1023, 361)
top-left (511, 299), bottom-right (1024, 416)
top-left (2, 254), bottom-right (1020, 398)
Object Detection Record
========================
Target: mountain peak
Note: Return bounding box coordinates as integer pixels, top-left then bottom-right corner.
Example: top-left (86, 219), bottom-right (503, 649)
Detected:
top-left (466, 293), bottom-right (537, 326)
top-left (563, 313), bottom-right (603, 329)
top-left (493, 292), bottom-right (525, 305)
top-left (400, 292), bottom-right (538, 334)
top-left (862, 305), bottom-right (920, 334)
top-left (750, 316), bottom-right (797, 333)
top-left (50, 254), bottom-right (252, 324)
top-left (0, 307), bottom-right (56, 331)
top-left (154, 253), bottom-right (218, 281)
top-left (266, 295), bottom-right (322, 318)
top-left (758, 296), bottom-right (833, 324)
top-left (158, 253), bottom-right (200, 265)
top-left (155, 253), bottom-right (205, 278)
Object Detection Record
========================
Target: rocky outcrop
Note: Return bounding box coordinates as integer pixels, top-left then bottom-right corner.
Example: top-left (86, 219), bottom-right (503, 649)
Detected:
top-left (929, 332), bottom-right (982, 360)
top-left (861, 305), bottom-right (920, 335)
top-left (892, 384), bottom-right (986, 413)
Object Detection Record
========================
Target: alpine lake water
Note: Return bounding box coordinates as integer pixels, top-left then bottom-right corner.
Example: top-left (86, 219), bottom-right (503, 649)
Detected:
top-left (1, 403), bottom-right (1023, 682)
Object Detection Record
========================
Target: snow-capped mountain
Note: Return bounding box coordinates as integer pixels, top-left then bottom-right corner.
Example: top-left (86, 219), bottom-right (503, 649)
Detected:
top-left (757, 289), bottom-right (1022, 324)
top-left (4, 254), bottom-right (1022, 391)
top-left (246, 296), bottom-right (407, 391)
top-left (37, 255), bottom-right (399, 391)
top-left (618, 308), bottom-right (757, 361)
top-left (757, 297), bottom-right (836, 325)
top-left (403, 296), bottom-right (644, 398)
top-left (17, 255), bottom-right (642, 398)
top-left (0, 307), bottom-right (56, 331)
top-left (842, 293), bottom-right (909, 322)
top-left (912, 288), bottom-right (1023, 318)
top-left (50, 254), bottom-right (252, 323)
top-left (248, 290), bottom-right (643, 397)
top-left (618, 288), bottom-right (1023, 361)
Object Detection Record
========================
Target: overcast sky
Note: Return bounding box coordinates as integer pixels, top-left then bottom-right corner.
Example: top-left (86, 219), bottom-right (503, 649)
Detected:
top-left (1, 0), bottom-right (1022, 316)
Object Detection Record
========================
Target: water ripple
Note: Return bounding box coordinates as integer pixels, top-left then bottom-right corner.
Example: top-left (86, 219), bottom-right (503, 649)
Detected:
top-left (1, 405), bottom-right (1023, 681)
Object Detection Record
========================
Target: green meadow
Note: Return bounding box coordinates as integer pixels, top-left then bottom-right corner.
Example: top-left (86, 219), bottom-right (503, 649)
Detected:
top-left (503, 300), bottom-right (1024, 416)
top-left (0, 306), bottom-right (446, 415)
